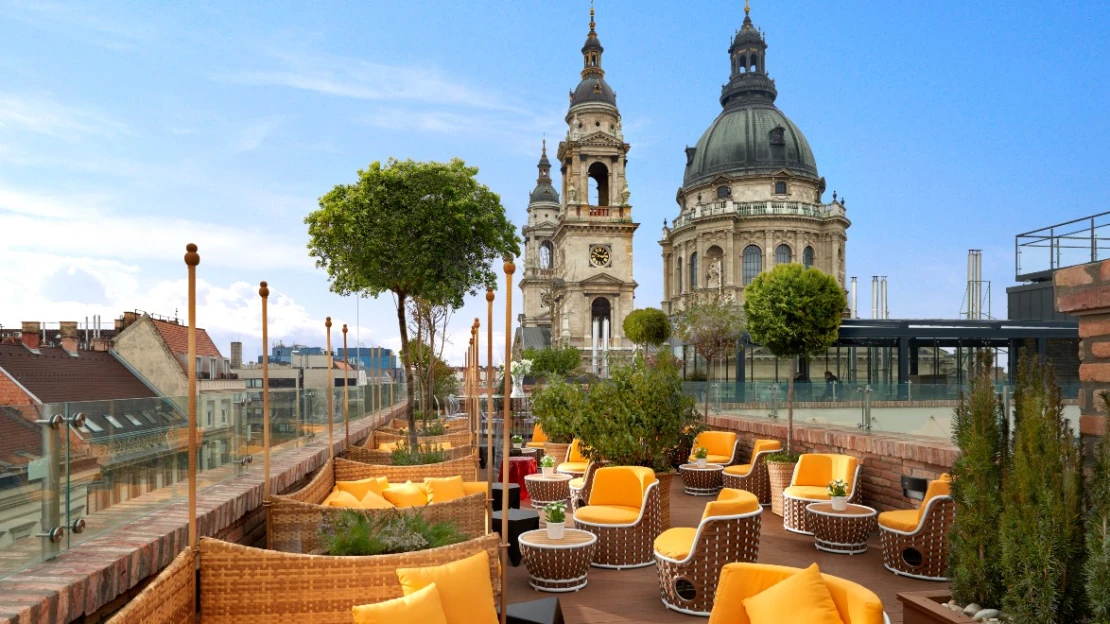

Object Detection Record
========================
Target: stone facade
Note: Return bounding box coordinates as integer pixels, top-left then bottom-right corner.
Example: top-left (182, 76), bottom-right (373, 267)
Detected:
top-left (1054, 259), bottom-right (1110, 443)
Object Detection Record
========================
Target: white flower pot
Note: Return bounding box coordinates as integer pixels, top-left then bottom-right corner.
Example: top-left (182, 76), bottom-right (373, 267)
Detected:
top-left (546, 521), bottom-right (565, 540)
top-left (511, 376), bottom-right (525, 398)
top-left (830, 496), bottom-right (848, 512)
top-left (542, 466), bottom-right (554, 477)
top-left (513, 442), bottom-right (523, 449)
top-left (696, 458), bottom-right (707, 469)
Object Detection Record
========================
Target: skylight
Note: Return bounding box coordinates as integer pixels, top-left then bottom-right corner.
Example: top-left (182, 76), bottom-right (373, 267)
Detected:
top-left (84, 418), bottom-right (104, 433)
top-left (124, 414), bottom-right (144, 427)
top-left (104, 415), bottom-right (124, 428)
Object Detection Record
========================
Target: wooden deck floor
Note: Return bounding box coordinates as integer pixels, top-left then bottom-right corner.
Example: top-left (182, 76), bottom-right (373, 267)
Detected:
top-left (502, 478), bottom-right (942, 623)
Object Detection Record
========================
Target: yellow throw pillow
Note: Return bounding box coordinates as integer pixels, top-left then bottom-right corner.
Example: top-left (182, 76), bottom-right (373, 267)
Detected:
top-left (352, 582), bottom-right (448, 624)
top-left (396, 550), bottom-right (498, 624)
top-left (337, 476), bottom-right (389, 501)
top-left (424, 476), bottom-right (467, 503)
top-left (322, 489), bottom-right (363, 509)
top-left (359, 490), bottom-right (395, 509)
top-left (377, 442), bottom-right (398, 452)
top-left (381, 481), bottom-right (428, 507)
top-left (743, 563), bottom-right (846, 624)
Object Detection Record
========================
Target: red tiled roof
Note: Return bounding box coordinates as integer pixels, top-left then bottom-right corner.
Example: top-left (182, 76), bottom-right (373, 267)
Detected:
top-left (0, 344), bottom-right (158, 404)
top-left (0, 407), bottom-right (44, 466)
top-left (150, 319), bottom-right (223, 364)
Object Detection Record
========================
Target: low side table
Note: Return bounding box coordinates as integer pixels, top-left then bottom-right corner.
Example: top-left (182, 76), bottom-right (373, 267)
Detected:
top-left (679, 463), bottom-right (724, 496)
top-left (806, 502), bottom-right (877, 555)
top-left (492, 509), bottom-right (541, 566)
top-left (492, 483), bottom-right (521, 510)
top-left (518, 528), bottom-right (597, 593)
top-left (525, 473), bottom-right (571, 511)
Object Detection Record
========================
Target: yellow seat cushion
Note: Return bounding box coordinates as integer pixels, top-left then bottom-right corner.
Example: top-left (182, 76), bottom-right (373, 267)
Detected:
top-left (822, 569), bottom-right (887, 624)
top-left (352, 582), bottom-right (448, 624)
top-left (377, 442), bottom-right (399, 452)
top-left (724, 463), bottom-right (753, 477)
top-left (574, 505), bottom-right (641, 525)
top-left (359, 491), bottom-right (395, 509)
top-left (692, 430), bottom-right (738, 462)
top-left (567, 439), bottom-right (589, 463)
top-left (462, 481), bottom-right (488, 496)
top-left (878, 509), bottom-right (921, 532)
top-left (742, 563), bottom-right (846, 624)
top-left (424, 476), bottom-right (467, 503)
top-left (396, 551), bottom-right (498, 624)
top-left (337, 476), bottom-right (389, 501)
top-left (525, 442), bottom-right (546, 449)
top-left (569, 477), bottom-right (585, 489)
top-left (557, 461), bottom-right (588, 474)
top-left (784, 485), bottom-right (831, 501)
top-left (323, 489), bottom-right (363, 508)
top-left (690, 454), bottom-right (733, 465)
top-left (702, 488), bottom-right (760, 520)
top-left (588, 467), bottom-right (646, 509)
top-left (654, 527), bottom-right (697, 560)
top-left (382, 481), bottom-right (428, 507)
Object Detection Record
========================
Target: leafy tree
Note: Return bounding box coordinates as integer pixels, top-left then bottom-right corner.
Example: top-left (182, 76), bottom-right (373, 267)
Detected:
top-left (743, 264), bottom-right (843, 453)
top-left (623, 308), bottom-right (672, 351)
top-left (402, 340), bottom-right (457, 411)
top-left (530, 378), bottom-right (585, 444)
top-left (673, 294), bottom-right (745, 419)
top-left (1000, 355), bottom-right (1086, 623)
top-left (306, 158), bottom-right (519, 448)
top-left (523, 346), bottom-right (581, 379)
top-left (949, 352), bottom-right (1006, 608)
top-left (1087, 392), bottom-right (1110, 623)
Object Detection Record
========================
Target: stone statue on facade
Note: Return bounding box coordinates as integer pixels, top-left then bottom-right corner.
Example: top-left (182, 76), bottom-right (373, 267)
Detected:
top-left (707, 259), bottom-right (722, 291)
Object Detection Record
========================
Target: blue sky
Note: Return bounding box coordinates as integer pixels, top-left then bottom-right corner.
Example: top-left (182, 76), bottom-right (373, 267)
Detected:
top-left (1, 1), bottom-right (1107, 365)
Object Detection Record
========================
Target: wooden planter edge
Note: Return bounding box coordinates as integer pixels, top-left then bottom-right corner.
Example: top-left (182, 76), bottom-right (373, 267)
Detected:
top-left (897, 590), bottom-right (976, 624)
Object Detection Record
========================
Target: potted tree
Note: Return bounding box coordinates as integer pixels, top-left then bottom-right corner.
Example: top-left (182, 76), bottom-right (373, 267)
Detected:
top-left (673, 295), bottom-right (745, 420)
top-left (743, 264), bottom-right (843, 516)
top-left (531, 378), bottom-right (585, 466)
top-left (544, 502), bottom-right (567, 539)
top-left (623, 307), bottom-right (672, 354)
top-left (539, 454), bottom-right (557, 477)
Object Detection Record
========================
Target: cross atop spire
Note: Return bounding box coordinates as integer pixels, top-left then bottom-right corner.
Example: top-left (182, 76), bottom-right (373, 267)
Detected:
top-left (745, 0), bottom-right (750, 17)
top-left (590, 1), bottom-right (596, 33)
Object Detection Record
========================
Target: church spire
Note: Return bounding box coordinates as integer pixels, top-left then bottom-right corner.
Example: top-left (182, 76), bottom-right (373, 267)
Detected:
top-left (721, 0), bottom-right (777, 107)
top-left (581, 3), bottom-right (604, 79)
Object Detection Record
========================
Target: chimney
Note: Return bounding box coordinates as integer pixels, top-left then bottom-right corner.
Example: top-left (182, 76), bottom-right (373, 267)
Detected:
top-left (21, 321), bottom-right (41, 350)
top-left (92, 337), bottom-right (112, 352)
top-left (230, 341), bottom-right (243, 368)
top-left (871, 276), bottom-right (879, 319)
top-left (59, 321), bottom-right (79, 356)
top-left (121, 311), bottom-right (140, 330)
top-left (850, 277), bottom-right (858, 319)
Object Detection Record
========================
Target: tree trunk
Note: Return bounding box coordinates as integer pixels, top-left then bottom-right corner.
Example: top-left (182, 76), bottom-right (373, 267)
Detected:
top-left (395, 292), bottom-right (418, 449)
top-left (786, 358), bottom-right (795, 454)
top-left (703, 355), bottom-right (712, 421)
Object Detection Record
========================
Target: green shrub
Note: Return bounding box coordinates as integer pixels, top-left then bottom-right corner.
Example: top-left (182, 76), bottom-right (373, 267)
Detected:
top-left (1000, 354), bottom-right (1086, 623)
top-left (531, 378), bottom-right (585, 443)
top-left (318, 509), bottom-right (468, 556)
top-left (623, 308), bottom-right (672, 350)
top-left (522, 346), bottom-right (581, 379)
top-left (948, 352), bottom-right (1006, 608)
top-left (1088, 392), bottom-right (1110, 623)
top-left (391, 442), bottom-right (448, 466)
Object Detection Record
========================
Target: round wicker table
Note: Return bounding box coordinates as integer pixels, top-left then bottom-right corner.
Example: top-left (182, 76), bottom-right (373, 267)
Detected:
top-left (679, 463), bottom-right (724, 496)
top-left (525, 473), bottom-right (572, 511)
top-left (806, 502), bottom-right (877, 555)
top-left (518, 528), bottom-right (597, 593)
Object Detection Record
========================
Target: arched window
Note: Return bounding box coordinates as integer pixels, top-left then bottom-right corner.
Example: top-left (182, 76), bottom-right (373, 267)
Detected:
top-left (742, 245), bottom-right (762, 285)
top-left (539, 241), bottom-right (554, 270)
top-left (775, 244), bottom-right (792, 265)
top-left (588, 162), bottom-right (609, 206)
top-left (803, 246), bottom-right (815, 269)
top-left (676, 257), bottom-right (683, 294)
top-left (689, 252), bottom-right (699, 289)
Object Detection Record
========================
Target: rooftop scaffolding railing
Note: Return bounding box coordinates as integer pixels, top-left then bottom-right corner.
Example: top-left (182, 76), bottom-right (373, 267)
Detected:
top-left (1016, 210), bottom-right (1110, 281)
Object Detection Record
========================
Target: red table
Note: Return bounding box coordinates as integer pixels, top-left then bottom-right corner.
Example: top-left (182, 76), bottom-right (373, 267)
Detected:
top-left (498, 456), bottom-right (538, 503)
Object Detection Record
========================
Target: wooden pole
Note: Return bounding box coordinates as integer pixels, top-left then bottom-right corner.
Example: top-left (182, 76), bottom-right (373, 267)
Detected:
top-left (485, 289), bottom-right (494, 518)
top-left (473, 319), bottom-right (480, 451)
top-left (342, 324), bottom-right (350, 450)
top-left (259, 281), bottom-right (272, 548)
top-left (373, 346), bottom-right (379, 421)
top-left (499, 260), bottom-right (515, 624)
top-left (326, 317), bottom-right (334, 461)
top-left (184, 243), bottom-right (200, 551)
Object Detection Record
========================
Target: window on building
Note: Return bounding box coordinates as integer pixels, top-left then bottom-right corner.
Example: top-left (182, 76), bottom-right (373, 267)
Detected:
top-left (124, 413), bottom-right (144, 427)
top-left (742, 245), bottom-right (763, 285)
top-left (803, 246), bottom-right (815, 269)
top-left (689, 252), bottom-right (698, 289)
top-left (539, 240), bottom-right (554, 270)
top-left (104, 415), bottom-right (124, 428)
top-left (206, 403), bottom-right (213, 427)
top-left (677, 257), bottom-right (683, 294)
top-left (775, 244), bottom-right (792, 265)
top-left (716, 185), bottom-right (730, 199)
top-left (774, 181), bottom-right (787, 195)
top-left (84, 418), bottom-right (104, 433)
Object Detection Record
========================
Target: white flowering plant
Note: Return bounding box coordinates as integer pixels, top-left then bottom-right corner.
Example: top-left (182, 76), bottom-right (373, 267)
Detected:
top-left (510, 359), bottom-right (533, 378)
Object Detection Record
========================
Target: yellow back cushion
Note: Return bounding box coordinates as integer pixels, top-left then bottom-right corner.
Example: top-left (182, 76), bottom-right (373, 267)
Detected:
top-left (743, 563), bottom-right (846, 624)
top-left (917, 474), bottom-right (952, 521)
top-left (532, 423), bottom-right (547, 444)
top-left (568, 439), bottom-right (588, 463)
top-left (323, 489), bottom-right (363, 508)
top-left (702, 488), bottom-right (760, 521)
top-left (377, 442), bottom-right (399, 452)
top-left (462, 481), bottom-right (488, 496)
top-left (750, 439), bottom-right (782, 462)
top-left (381, 481), bottom-right (428, 507)
top-left (424, 476), bottom-right (467, 503)
top-left (823, 571), bottom-right (886, 624)
top-left (337, 476), bottom-right (389, 501)
top-left (830, 455), bottom-right (858, 490)
top-left (396, 551), bottom-right (498, 624)
top-left (793, 454), bottom-right (833, 486)
top-left (589, 467), bottom-right (646, 509)
top-left (352, 582), bottom-right (448, 624)
top-left (694, 431), bottom-right (738, 458)
top-left (359, 491), bottom-right (395, 510)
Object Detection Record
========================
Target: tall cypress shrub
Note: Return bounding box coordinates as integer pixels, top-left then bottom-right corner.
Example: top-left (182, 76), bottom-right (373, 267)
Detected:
top-left (1088, 392), bottom-right (1110, 623)
top-left (948, 352), bottom-right (1005, 607)
top-left (1000, 355), bottom-right (1086, 623)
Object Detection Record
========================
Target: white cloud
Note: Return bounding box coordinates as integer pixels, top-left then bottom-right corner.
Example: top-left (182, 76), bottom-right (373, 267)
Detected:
top-left (0, 92), bottom-right (129, 140)
top-left (233, 115), bottom-right (286, 153)
top-left (0, 1), bottom-right (154, 49)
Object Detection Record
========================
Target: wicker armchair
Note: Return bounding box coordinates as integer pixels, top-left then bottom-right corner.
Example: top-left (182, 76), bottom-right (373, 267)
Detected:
top-left (722, 439), bottom-right (782, 505)
top-left (568, 461), bottom-right (606, 514)
top-left (573, 466), bottom-right (662, 569)
top-left (556, 438), bottom-right (589, 477)
top-left (653, 488), bottom-right (762, 616)
top-left (878, 474), bottom-right (953, 581)
top-left (782, 454), bottom-right (862, 535)
top-left (687, 430), bottom-right (740, 466)
top-left (525, 423), bottom-right (547, 449)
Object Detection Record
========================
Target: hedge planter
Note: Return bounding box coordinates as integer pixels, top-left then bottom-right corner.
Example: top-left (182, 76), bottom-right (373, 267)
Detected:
top-left (766, 460), bottom-right (797, 517)
top-left (898, 591), bottom-right (976, 624)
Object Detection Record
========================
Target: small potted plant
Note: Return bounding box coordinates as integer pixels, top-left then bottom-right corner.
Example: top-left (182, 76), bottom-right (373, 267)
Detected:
top-left (692, 446), bottom-right (709, 469)
top-left (539, 454), bottom-right (557, 476)
top-left (828, 479), bottom-right (849, 511)
top-left (511, 434), bottom-right (523, 449)
top-left (544, 501), bottom-right (567, 539)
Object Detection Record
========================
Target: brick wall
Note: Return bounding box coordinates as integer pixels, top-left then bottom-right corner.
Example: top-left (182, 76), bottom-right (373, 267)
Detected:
top-left (0, 374), bottom-right (32, 406)
top-left (1055, 260), bottom-right (1110, 444)
top-left (707, 413), bottom-right (956, 512)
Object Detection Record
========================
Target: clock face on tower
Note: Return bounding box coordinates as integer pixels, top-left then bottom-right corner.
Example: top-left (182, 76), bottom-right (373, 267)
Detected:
top-left (589, 244), bottom-right (612, 268)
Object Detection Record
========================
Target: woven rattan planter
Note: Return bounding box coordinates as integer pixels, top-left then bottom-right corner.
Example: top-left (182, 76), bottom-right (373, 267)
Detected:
top-left (898, 591), bottom-right (975, 624)
top-left (544, 441), bottom-right (571, 466)
top-left (766, 460), bottom-right (796, 516)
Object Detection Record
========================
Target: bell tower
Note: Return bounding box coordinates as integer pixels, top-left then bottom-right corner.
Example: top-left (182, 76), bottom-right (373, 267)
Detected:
top-left (550, 5), bottom-right (639, 375)
top-left (520, 139), bottom-right (559, 330)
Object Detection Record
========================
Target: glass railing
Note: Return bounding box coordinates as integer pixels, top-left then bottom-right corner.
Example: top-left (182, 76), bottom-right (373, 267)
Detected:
top-left (0, 381), bottom-right (405, 580)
